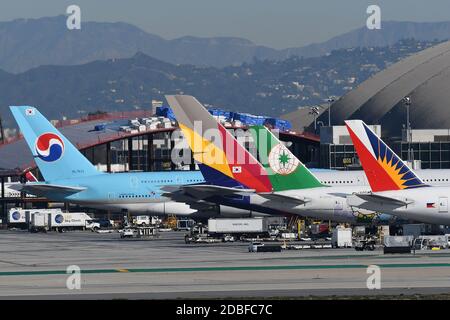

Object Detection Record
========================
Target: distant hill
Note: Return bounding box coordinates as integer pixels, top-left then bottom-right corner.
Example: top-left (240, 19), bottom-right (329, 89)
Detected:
top-left (0, 16), bottom-right (278, 73)
top-left (1, 16), bottom-right (450, 73)
top-left (0, 39), bottom-right (435, 128)
top-left (282, 21), bottom-right (450, 57)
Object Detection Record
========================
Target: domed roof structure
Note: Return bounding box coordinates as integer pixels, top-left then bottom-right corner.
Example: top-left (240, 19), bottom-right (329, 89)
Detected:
top-left (330, 40), bottom-right (450, 136)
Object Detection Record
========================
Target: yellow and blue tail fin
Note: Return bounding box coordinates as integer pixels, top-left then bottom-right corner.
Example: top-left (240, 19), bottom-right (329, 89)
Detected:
top-left (166, 95), bottom-right (273, 192)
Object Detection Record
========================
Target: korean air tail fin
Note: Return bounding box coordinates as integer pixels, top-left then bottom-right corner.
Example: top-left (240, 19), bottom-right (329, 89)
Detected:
top-left (166, 95), bottom-right (273, 192)
top-left (10, 106), bottom-right (101, 181)
top-left (345, 120), bottom-right (427, 192)
top-left (250, 125), bottom-right (324, 191)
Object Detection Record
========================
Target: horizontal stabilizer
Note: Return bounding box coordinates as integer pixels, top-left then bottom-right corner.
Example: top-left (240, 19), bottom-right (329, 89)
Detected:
top-left (354, 192), bottom-right (413, 207)
top-left (10, 183), bottom-right (86, 196)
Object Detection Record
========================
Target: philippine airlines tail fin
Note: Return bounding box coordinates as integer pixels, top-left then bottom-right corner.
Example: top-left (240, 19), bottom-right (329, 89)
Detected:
top-left (345, 120), bottom-right (426, 192)
top-left (10, 106), bottom-right (101, 181)
top-left (250, 125), bottom-right (324, 191)
top-left (166, 95), bottom-right (273, 192)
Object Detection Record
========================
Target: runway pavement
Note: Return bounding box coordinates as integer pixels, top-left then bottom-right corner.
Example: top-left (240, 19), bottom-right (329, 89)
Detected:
top-left (1, 230), bottom-right (450, 299)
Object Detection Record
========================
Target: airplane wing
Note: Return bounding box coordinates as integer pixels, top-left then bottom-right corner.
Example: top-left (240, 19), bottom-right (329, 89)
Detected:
top-left (258, 193), bottom-right (309, 206)
top-left (162, 184), bottom-right (255, 200)
top-left (10, 183), bottom-right (86, 196)
top-left (354, 192), bottom-right (413, 207)
top-left (163, 185), bottom-right (309, 208)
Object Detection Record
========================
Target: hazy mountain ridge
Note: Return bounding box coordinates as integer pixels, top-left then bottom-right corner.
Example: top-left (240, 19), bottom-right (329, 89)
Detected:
top-left (1, 16), bottom-right (450, 73)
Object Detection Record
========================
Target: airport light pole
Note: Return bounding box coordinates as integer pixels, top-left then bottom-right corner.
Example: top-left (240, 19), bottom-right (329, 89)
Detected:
top-left (327, 97), bottom-right (335, 127)
top-left (403, 96), bottom-right (412, 162)
top-left (309, 106), bottom-right (320, 132)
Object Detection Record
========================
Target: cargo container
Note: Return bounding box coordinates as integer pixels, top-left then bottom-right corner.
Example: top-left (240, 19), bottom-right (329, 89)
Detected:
top-left (331, 226), bottom-right (352, 248)
top-left (383, 235), bottom-right (413, 254)
top-left (29, 212), bottom-right (49, 232)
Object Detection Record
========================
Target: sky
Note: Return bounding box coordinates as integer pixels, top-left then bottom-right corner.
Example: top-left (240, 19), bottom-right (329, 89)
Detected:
top-left (2, 0), bottom-right (450, 48)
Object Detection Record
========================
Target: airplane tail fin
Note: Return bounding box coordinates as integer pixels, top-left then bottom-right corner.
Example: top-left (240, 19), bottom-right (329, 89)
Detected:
top-left (250, 125), bottom-right (324, 191)
top-left (166, 95), bottom-right (273, 192)
top-left (10, 106), bottom-right (101, 181)
top-left (345, 120), bottom-right (427, 192)
top-left (25, 171), bottom-right (38, 182)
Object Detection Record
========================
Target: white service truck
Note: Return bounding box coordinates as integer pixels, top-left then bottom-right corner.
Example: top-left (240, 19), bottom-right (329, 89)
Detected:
top-left (133, 215), bottom-right (151, 226)
top-left (48, 212), bottom-right (94, 232)
top-left (208, 218), bottom-right (269, 240)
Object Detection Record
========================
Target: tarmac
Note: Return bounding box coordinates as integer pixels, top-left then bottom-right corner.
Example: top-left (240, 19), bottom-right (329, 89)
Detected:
top-left (1, 229), bottom-right (450, 299)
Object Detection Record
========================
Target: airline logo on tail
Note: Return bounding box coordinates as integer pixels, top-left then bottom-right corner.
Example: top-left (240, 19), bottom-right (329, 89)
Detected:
top-left (345, 120), bottom-right (426, 192)
top-left (35, 133), bottom-right (65, 162)
top-left (268, 143), bottom-right (300, 175)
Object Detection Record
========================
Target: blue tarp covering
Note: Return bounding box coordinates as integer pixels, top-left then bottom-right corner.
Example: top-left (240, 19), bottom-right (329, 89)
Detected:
top-left (156, 106), bottom-right (292, 131)
top-left (232, 112), bottom-right (267, 126)
top-left (208, 108), bottom-right (233, 120)
top-left (156, 106), bottom-right (177, 121)
top-left (264, 118), bottom-right (292, 131)
top-left (94, 124), bottom-right (106, 131)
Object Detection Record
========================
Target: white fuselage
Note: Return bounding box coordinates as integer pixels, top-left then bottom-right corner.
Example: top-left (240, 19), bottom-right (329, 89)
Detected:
top-left (348, 186), bottom-right (450, 225)
top-left (245, 169), bottom-right (450, 224)
top-left (248, 186), bottom-right (381, 224)
top-left (311, 169), bottom-right (450, 188)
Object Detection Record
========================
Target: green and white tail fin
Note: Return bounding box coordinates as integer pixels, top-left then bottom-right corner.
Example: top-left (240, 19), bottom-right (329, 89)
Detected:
top-left (250, 125), bottom-right (325, 191)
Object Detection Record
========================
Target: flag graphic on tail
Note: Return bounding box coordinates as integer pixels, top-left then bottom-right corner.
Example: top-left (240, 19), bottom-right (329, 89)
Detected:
top-left (166, 95), bottom-right (273, 192)
top-left (345, 120), bottom-right (427, 192)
